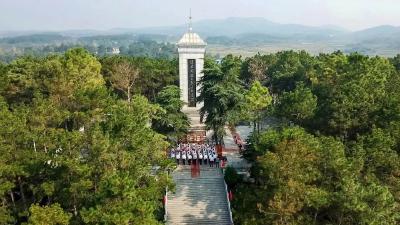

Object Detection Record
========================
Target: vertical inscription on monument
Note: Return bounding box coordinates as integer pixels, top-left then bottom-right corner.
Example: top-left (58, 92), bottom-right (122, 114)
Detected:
top-left (188, 59), bottom-right (196, 107)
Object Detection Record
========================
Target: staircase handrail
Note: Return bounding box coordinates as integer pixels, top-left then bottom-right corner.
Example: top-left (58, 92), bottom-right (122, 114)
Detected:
top-left (164, 168), bottom-right (170, 222)
top-left (164, 186), bottom-right (168, 222)
top-left (223, 170), bottom-right (234, 225)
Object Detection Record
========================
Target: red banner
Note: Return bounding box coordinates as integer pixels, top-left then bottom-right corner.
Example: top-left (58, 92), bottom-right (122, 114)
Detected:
top-left (216, 144), bottom-right (223, 157)
top-left (191, 161), bottom-right (200, 178)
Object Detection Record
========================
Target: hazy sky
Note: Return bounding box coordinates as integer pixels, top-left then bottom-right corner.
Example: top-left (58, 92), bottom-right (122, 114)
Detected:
top-left (1, 0), bottom-right (400, 31)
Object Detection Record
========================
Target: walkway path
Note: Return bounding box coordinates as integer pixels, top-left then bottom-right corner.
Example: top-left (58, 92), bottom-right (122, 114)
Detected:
top-left (222, 126), bottom-right (252, 171)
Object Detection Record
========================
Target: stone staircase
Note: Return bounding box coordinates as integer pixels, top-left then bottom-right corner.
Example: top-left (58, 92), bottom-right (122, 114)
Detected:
top-left (167, 165), bottom-right (232, 225)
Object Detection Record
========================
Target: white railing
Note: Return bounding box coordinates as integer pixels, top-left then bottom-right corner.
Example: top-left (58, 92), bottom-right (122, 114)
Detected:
top-left (223, 172), bottom-right (234, 225)
top-left (164, 187), bottom-right (168, 222)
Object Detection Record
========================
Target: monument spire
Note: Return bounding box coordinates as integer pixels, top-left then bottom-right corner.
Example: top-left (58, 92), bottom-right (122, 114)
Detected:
top-left (189, 9), bottom-right (193, 32)
top-left (178, 9), bottom-right (206, 127)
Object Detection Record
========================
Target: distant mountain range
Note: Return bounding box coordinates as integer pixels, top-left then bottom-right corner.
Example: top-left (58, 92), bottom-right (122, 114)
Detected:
top-left (130, 17), bottom-right (350, 38)
top-left (1, 17), bottom-right (399, 56)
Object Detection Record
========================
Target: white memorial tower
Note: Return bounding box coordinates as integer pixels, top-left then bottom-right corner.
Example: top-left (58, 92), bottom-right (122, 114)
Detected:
top-left (178, 14), bottom-right (206, 127)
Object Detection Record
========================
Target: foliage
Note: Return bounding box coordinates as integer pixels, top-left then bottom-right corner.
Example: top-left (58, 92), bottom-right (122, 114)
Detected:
top-left (27, 204), bottom-right (71, 225)
top-left (101, 55), bottom-right (178, 102)
top-left (266, 50), bottom-right (315, 93)
top-left (389, 54), bottom-right (400, 72)
top-left (1, 44), bottom-right (400, 225)
top-left (275, 82), bottom-right (317, 124)
top-left (0, 37), bottom-right (177, 63)
top-left (0, 48), bottom-right (173, 224)
top-left (311, 52), bottom-right (397, 138)
top-left (108, 60), bottom-right (139, 103)
top-left (224, 166), bottom-right (242, 189)
top-left (240, 53), bottom-right (277, 87)
top-left (233, 127), bottom-right (399, 225)
top-left (243, 81), bottom-right (272, 132)
top-left (152, 85), bottom-right (189, 140)
top-left (198, 55), bottom-right (245, 143)
top-left (233, 50), bottom-right (400, 225)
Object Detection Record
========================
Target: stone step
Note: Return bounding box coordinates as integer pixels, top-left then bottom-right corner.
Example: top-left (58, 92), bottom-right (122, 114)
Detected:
top-left (168, 220), bottom-right (232, 225)
top-left (173, 175), bottom-right (222, 180)
top-left (168, 212), bottom-right (229, 215)
top-left (168, 208), bottom-right (229, 212)
top-left (174, 167), bottom-right (222, 171)
top-left (172, 180), bottom-right (224, 185)
top-left (170, 194), bottom-right (225, 198)
top-left (170, 178), bottom-right (223, 185)
top-left (168, 200), bottom-right (227, 205)
top-left (169, 220), bottom-right (231, 223)
top-left (174, 167), bottom-right (223, 171)
top-left (169, 197), bottom-right (227, 200)
top-left (167, 166), bottom-right (232, 225)
top-left (168, 221), bottom-right (231, 225)
top-left (168, 208), bottom-right (228, 212)
top-left (171, 179), bottom-right (224, 185)
top-left (168, 217), bottom-right (231, 221)
top-left (169, 204), bottom-right (227, 207)
top-left (169, 193), bottom-right (226, 198)
top-left (168, 210), bottom-right (229, 215)
top-left (169, 215), bottom-right (229, 217)
top-left (169, 218), bottom-right (231, 222)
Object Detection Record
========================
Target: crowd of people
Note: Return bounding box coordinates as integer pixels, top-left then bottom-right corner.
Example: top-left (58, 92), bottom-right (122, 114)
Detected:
top-left (169, 143), bottom-right (220, 167)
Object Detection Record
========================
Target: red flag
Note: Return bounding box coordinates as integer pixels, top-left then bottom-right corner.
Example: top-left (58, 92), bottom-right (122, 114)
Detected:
top-left (229, 191), bottom-right (233, 201)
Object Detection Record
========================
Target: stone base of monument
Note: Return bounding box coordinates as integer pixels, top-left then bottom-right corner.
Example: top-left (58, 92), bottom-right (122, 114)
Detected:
top-left (182, 107), bottom-right (205, 129)
top-left (181, 107), bottom-right (207, 143)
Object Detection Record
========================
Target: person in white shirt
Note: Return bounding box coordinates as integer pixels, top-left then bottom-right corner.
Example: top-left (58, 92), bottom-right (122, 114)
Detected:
top-left (198, 149), bottom-right (203, 165)
top-left (181, 150), bottom-right (186, 165)
top-left (203, 148), bottom-right (208, 165)
top-left (170, 149), bottom-right (175, 159)
top-left (209, 154), bottom-right (214, 167)
top-left (187, 150), bottom-right (192, 165)
top-left (192, 149), bottom-right (197, 165)
top-left (176, 150), bottom-right (181, 165)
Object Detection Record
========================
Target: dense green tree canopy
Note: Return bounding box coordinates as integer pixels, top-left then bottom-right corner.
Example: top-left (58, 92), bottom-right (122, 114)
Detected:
top-left (0, 48), bottom-right (174, 224)
top-left (231, 50), bottom-right (400, 225)
top-left (275, 82), bottom-right (317, 124)
top-left (101, 56), bottom-right (178, 102)
top-left (1, 45), bottom-right (400, 225)
top-left (241, 81), bottom-right (272, 132)
top-left (234, 127), bottom-right (399, 225)
top-left (198, 55), bottom-right (245, 143)
top-left (152, 85), bottom-right (189, 140)
top-left (27, 204), bottom-right (71, 225)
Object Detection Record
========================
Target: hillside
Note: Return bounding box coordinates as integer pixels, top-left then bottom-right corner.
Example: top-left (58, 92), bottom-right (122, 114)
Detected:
top-left (0, 17), bottom-right (400, 57)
